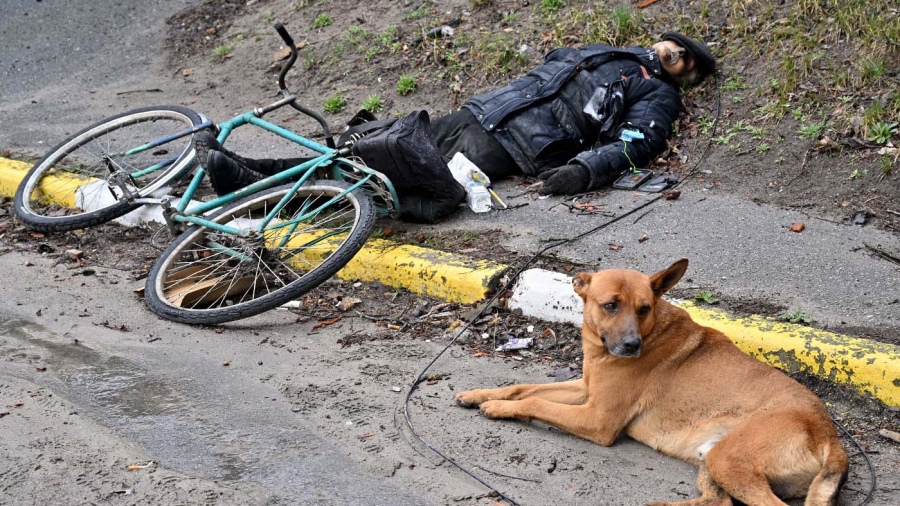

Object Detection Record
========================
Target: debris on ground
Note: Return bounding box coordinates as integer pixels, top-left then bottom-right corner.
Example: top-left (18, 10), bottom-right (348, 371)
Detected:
top-left (496, 337), bottom-right (533, 352)
top-left (126, 461), bottom-right (156, 471)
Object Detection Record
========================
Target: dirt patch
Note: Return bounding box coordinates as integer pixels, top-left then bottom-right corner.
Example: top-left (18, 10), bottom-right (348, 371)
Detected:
top-left (164, 0), bottom-right (251, 65)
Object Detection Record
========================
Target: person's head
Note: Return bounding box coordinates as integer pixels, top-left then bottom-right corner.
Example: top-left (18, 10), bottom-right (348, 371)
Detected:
top-left (652, 32), bottom-right (716, 87)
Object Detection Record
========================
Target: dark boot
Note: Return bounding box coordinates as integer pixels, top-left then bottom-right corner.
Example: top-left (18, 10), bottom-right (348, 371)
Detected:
top-left (194, 130), bottom-right (310, 176)
top-left (205, 150), bottom-right (264, 195)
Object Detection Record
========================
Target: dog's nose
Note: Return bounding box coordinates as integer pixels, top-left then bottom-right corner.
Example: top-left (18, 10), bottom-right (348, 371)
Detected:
top-left (621, 336), bottom-right (641, 355)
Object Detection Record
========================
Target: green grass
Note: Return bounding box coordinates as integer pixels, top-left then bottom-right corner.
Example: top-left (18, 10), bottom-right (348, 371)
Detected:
top-left (798, 120), bottom-right (827, 140)
top-left (693, 290), bottom-right (719, 305)
top-left (397, 75), bottom-right (417, 95)
top-left (540, 0), bottom-right (564, 14)
top-left (361, 94), bottom-right (385, 113)
top-left (778, 309), bottom-right (811, 325)
top-left (322, 95), bottom-right (346, 114)
top-left (211, 43), bottom-right (235, 59)
top-left (866, 122), bottom-right (898, 144)
top-left (313, 13), bottom-right (333, 29)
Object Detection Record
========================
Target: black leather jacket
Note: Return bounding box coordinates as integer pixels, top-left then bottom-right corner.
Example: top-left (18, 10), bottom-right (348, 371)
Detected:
top-left (464, 45), bottom-right (681, 187)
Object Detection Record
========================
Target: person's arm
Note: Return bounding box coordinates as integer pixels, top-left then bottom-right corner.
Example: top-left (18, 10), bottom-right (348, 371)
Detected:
top-left (573, 79), bottom-right (682, 188)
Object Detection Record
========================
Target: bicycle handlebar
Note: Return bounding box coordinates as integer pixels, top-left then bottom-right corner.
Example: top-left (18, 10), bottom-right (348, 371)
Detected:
top-left (274, 23), bottom-right (298, 96)
top-left (274, 22), bottom-right (294, 47)
top-left (272, 23), bottom-right (335, 148)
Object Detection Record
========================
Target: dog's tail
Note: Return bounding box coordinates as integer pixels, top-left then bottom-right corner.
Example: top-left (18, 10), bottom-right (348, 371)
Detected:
top-left (804, 438), bottom-right (849, 506)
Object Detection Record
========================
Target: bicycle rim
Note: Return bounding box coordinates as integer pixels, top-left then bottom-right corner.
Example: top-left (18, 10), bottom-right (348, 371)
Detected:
top-left (15, 106), bottom-right (201, 231)
top-left (145, 181), bottom-right (375, 325)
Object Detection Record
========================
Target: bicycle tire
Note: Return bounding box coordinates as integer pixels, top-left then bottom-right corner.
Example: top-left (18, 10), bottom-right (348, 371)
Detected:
top-left (14, 105), bottom-right (203, 233)
top-left (144, 180), bottom-right (376, 325)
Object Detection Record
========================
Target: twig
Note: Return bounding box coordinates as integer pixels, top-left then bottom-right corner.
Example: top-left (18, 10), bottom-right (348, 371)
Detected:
top-left (783, 148), bottom-right (812, 187)
top-left (473, 464), bottom-right (542, 483)
top-left (879, 428), bottom-right (900, 444)
top-left (115, 88), bottom-right (163, 96)
top-left (886, 209), bottom-right (900, 218)
top-left (863, 242), bottom-right (900, 266)
top-left (632, 208), bottom-right (655, 225)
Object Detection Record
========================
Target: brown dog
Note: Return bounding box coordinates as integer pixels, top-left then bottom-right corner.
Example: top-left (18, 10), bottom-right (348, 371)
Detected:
top-left (455, 259), bottom-right (848, 506)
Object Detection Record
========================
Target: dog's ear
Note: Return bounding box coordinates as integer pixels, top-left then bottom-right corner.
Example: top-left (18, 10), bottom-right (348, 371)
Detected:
top-left (649, 259), bottom-right (688, 298)
top-left (572, 272), bottom-right (592, 299)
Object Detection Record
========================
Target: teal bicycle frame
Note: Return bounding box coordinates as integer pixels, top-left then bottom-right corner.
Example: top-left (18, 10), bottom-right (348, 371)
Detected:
top-left (142, 109), bottom-right (398, 243)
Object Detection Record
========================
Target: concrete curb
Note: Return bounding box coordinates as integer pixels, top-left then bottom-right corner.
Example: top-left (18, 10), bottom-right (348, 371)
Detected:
top-left (2, 156), bottom-right (898, 407)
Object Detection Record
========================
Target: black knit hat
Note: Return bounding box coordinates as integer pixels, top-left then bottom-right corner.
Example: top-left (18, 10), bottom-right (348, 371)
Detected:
top-left (661, 32), bottom-right (716, 79)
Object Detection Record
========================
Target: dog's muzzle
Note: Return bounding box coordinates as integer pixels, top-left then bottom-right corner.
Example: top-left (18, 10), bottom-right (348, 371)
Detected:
top-left (608, 334), bottom-right (642, 357)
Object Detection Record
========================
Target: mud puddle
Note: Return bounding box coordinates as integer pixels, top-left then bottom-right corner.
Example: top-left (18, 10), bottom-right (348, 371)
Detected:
top-left (0, 317), bottom-right (429, 505)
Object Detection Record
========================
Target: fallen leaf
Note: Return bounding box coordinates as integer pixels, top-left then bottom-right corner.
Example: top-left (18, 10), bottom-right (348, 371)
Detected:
top-left (662, 189), bottom-right (681, 200)
top-left (636, 0), bottom-right (661, 8)
top-left (181, 68), bottom-right (194, 77)
top-left (271, 40), bottom-right (307, 61)
top-left (341, 297), bottom-right (362, 311)
top-left (608, 244), bottom-right (623, 251)
top-left (790, 222), bottom-right (806, 233)
top-left (638, 235), bottom-right (649, 243)
top-left (313, 316), bottom-right (342, 329)
top-left (473, 352), bottom-right (490, 358)
top-left (223, 361), bottom-right (231, 367)
top-left (8, 402), bottom-right (24, 408)
top-left (35, 366), bottom-right (46, 372)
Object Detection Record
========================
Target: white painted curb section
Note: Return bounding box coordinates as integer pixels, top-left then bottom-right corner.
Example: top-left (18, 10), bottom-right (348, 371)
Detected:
top-left (509, 269), bottom-right (583, 325)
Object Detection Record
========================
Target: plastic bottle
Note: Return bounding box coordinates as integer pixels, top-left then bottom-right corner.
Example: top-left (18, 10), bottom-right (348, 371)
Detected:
top-left (465, 182), bottom-right (492, 213)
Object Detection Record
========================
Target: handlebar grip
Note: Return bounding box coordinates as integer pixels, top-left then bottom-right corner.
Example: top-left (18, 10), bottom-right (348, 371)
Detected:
top-left (273, 23), bottom-right (295, 47)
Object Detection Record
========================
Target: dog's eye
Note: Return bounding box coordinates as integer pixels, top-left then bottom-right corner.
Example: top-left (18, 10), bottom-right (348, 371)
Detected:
top-left (603, 301), bottom-right (618, 313)
top-left (637, 305), bottom-right (651, 317)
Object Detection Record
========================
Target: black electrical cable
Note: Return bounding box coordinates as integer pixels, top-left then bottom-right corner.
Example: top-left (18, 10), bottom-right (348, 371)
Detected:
top-left (834, 417), bottom-right (877, 505)
top-left (399, 75), bottom-right (722, 506)
top-left (400, 71), bottom-right (876, 506)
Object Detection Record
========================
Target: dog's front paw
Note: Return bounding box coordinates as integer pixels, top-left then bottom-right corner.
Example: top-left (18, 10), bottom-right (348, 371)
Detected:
top-left (454, 390), bottom-right (487, 408)
top-left (480, 400), bottom-right (519, 420)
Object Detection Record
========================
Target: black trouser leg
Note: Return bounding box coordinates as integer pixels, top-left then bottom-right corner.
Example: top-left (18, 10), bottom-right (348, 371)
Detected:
top-left (239, 157), bottom-right (313, 176)
top-left (430, 109), bottom-right (520, 181)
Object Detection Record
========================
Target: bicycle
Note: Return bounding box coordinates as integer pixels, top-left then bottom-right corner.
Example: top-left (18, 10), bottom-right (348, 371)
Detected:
top-left (14, 23), bottom-right (399, 325)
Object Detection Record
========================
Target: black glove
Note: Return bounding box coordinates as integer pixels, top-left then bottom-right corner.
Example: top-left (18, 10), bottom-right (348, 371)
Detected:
top-left (538, 164), bottom-right (591, 196)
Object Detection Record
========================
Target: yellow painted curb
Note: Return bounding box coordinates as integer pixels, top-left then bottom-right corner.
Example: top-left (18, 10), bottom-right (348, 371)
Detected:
top-left (681, 302), bottom-right (900, 408)
top-left (0, 157), bottom-right (30, 198)
top-left (336, 238), bottom-right (508, 304)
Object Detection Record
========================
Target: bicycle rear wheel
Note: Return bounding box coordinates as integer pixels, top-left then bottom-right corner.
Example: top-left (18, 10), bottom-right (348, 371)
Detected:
top-left (144, 180), bottom-right (375, 325)
top-left (14, 105), bottom-right (203, 233)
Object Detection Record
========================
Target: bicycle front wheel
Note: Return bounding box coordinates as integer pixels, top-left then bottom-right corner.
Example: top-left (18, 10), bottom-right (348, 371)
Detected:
top-left (14, 105), bottom-right (203, 233)
top-left (144, 180), bottom-right (376, 325)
